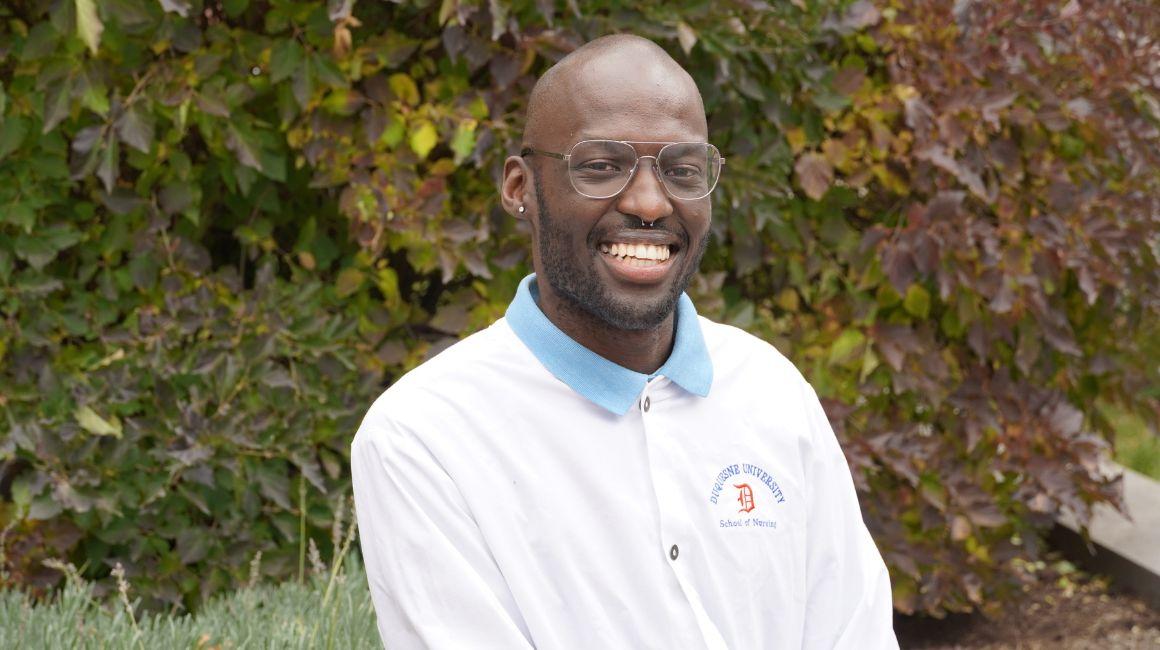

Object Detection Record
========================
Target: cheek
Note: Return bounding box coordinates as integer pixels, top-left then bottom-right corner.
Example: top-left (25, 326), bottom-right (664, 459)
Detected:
top-left (555, 203), bottom-right (609, 243)
top-left (683, 204), bottom-right (712, 237)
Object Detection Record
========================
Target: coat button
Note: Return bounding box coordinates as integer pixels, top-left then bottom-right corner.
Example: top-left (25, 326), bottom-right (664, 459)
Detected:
top-left (669, 544), bottom-right (679, 561)
top-left (643, 396), bottom-right (651, 412)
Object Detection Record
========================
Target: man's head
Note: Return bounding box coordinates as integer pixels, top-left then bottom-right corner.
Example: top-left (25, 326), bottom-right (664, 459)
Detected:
top-left (501, 34), bottom-right (714, 332)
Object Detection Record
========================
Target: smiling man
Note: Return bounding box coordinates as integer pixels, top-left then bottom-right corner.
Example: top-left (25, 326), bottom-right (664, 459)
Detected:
top-left (351, 34), bottom-right (898, 649)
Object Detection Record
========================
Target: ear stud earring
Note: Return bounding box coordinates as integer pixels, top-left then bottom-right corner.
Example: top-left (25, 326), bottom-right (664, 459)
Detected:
top-left (518, 205), bottom-right (526, 214)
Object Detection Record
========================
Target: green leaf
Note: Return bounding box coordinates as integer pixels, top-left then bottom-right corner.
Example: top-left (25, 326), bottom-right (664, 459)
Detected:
top-left (776, 288), bottom-right (800, 312)
top-left (811, 85), bottom-right (851, 112)
top-left (314, 57), bottom-right (348, 89)
top-left (223, 0), bottom-right (249, 17)
top-left (256, 149), bottom-right (286, 182)
top-left (159, 182), bottom-right (194, 215)
top-left (75, 0), bottom-right (104, 54)
top-left (409, 121), bottom-right (438, 159)
top-left (903, 284), bottom-right (931, 319)
top-left (270, 40), bottom-right (304, 85)
top-left (14, 237), bottom-right (56, 269)
top-left (451, 119), bottom-right (476, 163)
top-left (79, 77), bottom-right (110, 116)
top-left (96, 136), bottom-right (118, 193)
top-left (322, 89), bottom-right (357, 116)
top-left (335, 267), bottom-right (365, 297)
top-left (11, 477), bottom-right (31, 511)
top-left (828, 329), bottom-right (866, 366)
top-left (1059, 134), bottom-right (1086, 161)
top-left (2, 204), bottom-right (36, 232)
top-left (381, 118), bottom-right (405, 149)
top-left (0, 116), bottom-right (28, 160)
top-left (128, 253), bottom-right (159, 290)
top-left (254, 463), bottom-right (292, 510)
top-left (75, 405), bottom-right (123, 438)
top-left (940, 306), bottom-right (966, 338)
top-left (468, 96), bottom-right (489, 120)
top-left (226, 125), bottom-right (285, 181)
top-left (227, 125), bottom-right (261, 170)
top-left (28, 495), bottom-right (62, 520)
top-left (859, 346), bottom-right (879, 381)
top-left (42, 75), bottom-right (75, 134)
top-left (438, 0), bottom-right (456, 25)
top-left (388, 73), bottom-right (420, 106)
top-left (116, 104), bottom-right (154, 153)
top-left (291, 63), bottom-right (314, 108)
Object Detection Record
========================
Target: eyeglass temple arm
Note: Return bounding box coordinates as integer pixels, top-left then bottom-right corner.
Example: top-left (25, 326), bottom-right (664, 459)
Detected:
top-left (522, 146), bottom-right (724, 164)
top-left (520, 147), bottom-right (568, 160)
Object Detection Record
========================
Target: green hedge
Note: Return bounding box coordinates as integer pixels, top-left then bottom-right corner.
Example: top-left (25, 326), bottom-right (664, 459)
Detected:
top-left (1, 0), bottom-right (1157, 615)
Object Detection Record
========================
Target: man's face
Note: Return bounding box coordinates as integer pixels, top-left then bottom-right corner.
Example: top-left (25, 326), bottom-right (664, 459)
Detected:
top-left (527, 53), bottom-right (713, 332)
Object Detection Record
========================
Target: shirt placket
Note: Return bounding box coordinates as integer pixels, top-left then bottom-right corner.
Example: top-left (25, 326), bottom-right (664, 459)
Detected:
top-left (639, 378), bottom-right (729, 650)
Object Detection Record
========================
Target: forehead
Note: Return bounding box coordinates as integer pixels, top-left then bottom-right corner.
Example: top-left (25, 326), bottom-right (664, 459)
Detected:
top-left (541, 51), bottom-right (707, 149)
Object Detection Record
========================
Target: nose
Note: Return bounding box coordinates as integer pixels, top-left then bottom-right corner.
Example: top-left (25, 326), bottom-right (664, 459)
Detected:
top-left (616, 156), bottom-right (673, 225)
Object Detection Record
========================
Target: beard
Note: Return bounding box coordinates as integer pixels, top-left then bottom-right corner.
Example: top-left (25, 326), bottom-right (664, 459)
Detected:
top-left (534, 176), bottom-right (709, 332)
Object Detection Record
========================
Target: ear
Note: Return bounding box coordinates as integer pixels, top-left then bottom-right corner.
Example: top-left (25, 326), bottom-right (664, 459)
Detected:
top-left (501, 155), bottom-right (533, 220)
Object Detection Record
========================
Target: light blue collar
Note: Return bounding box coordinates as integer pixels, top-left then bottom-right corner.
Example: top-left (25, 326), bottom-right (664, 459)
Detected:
top-left (505, 274), bottom-right (713, 415)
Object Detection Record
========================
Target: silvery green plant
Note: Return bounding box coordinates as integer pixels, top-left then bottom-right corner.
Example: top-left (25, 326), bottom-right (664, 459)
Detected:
top-left (0, 547), bottom-right (377, 649)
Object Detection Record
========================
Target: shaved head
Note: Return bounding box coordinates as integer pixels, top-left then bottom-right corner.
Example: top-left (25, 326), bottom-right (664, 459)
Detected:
top-left (500, 32), bottom-right (714, 348)
top-left (523, 34), bottom-right (707, 150)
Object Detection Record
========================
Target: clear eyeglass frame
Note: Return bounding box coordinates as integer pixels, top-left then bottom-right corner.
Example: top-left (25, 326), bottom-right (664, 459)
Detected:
top-left (520, 139), bottom-right (725, 201)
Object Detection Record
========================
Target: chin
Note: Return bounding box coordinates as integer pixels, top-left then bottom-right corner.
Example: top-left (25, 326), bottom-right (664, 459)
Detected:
top-left (580, 285), bottom-right (681, 332)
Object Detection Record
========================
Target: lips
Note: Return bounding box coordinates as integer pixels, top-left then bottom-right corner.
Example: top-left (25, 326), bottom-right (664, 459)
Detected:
top-left (599, 242), bottom-right (671, 265)
top-left (596, 234), bottom-right (681, 282)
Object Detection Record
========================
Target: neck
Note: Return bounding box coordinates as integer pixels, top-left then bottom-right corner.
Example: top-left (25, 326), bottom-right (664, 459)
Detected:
top-left (535, 279), bottom-right (676, 375)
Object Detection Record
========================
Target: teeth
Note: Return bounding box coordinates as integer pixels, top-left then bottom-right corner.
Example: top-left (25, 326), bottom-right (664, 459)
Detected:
top-left (601, 243), bottom-right (671, 261)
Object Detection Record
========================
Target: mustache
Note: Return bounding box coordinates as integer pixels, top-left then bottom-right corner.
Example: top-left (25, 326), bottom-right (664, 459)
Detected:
top-left (590, 215), bottom-right (689, 246)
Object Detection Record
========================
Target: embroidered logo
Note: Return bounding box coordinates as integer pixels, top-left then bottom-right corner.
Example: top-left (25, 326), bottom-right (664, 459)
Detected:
top-left (734, 483), bottom-right (755, 513)
top-left (708, 463), bottom-right (786, 531)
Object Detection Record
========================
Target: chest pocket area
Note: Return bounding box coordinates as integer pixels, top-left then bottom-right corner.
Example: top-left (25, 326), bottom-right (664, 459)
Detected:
top-left (704, 467), bottom-right (804, 599)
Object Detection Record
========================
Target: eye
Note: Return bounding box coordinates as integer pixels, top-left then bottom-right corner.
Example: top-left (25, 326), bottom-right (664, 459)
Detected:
top-left (664, 164), bottom-right (704, 179)
top-left (576, 160), bottom-right (622, 173)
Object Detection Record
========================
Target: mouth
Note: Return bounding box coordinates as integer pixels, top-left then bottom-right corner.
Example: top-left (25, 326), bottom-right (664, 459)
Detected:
top-left (597, 241), bottom-right (676, 268)
top-left (595, 237), bottom-right (681, 284)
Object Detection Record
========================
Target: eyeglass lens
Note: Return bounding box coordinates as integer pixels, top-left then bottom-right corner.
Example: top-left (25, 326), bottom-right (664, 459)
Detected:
top-left (566, 140), bottom-right (721, 200)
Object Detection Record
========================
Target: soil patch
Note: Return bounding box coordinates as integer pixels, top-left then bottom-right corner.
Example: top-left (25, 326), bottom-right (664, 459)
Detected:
top-left (895, 569), bottom-right (1160, 649)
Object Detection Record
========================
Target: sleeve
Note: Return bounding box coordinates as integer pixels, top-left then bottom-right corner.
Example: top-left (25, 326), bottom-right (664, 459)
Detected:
top-left (800, 385), bottom-right (899, 650)
top-left (350, 411), bottom-right (534, 650)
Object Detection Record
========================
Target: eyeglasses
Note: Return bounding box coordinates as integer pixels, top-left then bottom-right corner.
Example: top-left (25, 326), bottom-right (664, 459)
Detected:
top-left (520, 139), bottom-right (725, 201)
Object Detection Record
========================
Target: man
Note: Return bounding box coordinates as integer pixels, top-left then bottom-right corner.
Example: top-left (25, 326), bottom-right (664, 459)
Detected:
top-left (351, 34), bottom-right (897, 649)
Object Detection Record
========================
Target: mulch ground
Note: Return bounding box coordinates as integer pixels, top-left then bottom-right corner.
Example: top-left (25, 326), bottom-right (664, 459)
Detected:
top-left (894, 569), bottom-right (1160, 649)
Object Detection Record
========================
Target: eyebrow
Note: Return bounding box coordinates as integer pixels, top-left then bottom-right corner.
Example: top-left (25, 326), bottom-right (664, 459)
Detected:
top-left (573, 135), bottom-right (709, 144)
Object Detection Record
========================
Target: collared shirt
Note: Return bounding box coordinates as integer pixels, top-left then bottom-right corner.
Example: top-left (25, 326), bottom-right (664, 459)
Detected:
top-left (351, 274), bottom-right (898, 649)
